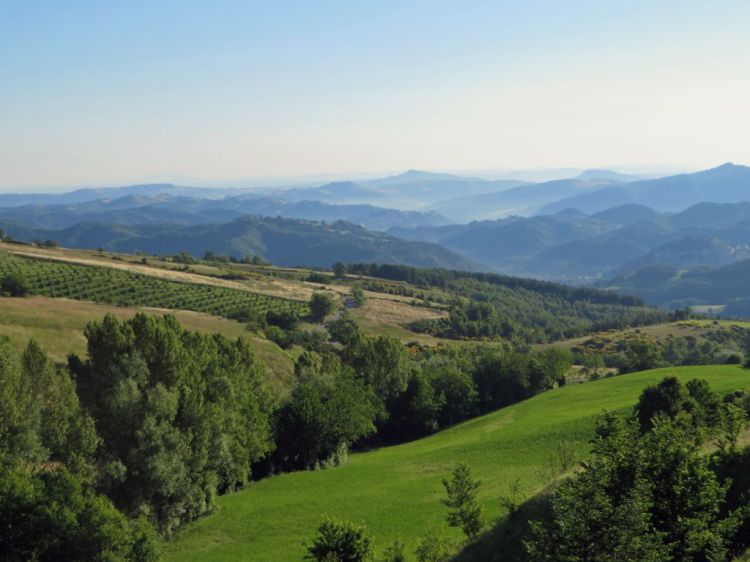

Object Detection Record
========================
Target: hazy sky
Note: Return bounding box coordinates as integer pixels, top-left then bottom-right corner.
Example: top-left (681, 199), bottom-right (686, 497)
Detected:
top-left (1, 0), bottom-right (749, 189)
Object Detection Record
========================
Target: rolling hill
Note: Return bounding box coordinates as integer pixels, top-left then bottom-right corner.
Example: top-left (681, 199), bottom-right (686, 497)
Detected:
top-left (589, 203), bottom-right (662, 226)
top-left (428, 178), bottom-right (614, 222)
top-left (423, 214), bottom-right (615, 272)
top-left (575, 169), bottom-right (644, 182)
top-left (162, 365), bottom-right (750, 562)
top-left (0, 183), bottom-right (248, 207)
top-left (614, 235), bottom-right (750, 274)
top-left (276, 171), bottom-right (527, 210)
top-left (0, 295), bottom-right (301, 388)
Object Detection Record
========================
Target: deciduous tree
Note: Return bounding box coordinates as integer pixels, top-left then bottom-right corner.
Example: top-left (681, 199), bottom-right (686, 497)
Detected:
top-left (442, 463), bottom-right (483, 539)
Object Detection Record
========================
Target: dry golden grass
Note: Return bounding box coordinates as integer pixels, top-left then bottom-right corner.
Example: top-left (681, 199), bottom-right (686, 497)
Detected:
top-left (539, 320), bottom-right (739, 352)
top-left (0, 243), bottom-right (461, 342)
top-left (349, 296), bottom-right (451, 344)
top-left (357, 295), bottom-right (447, 324)
top-left (0, 242), bottom-right (455, 309)
top-left (0, 296), bottom-right (297, 388)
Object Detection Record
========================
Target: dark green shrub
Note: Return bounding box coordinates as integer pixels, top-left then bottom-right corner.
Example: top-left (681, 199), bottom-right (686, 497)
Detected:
top-left (306, 517), bottom-right (373, 561)
top-left (266, 309), bottom-right (300, 330)
top-left (1, 272), bottom-right (30, 297)
top-left (265, 325), bottom-right (293, 349)
top-left (310, 293), bottom-right (336, 322)
top-left (306, 272), bottom-right (330, 284)
top-left (725, 353), bottom-right (742, 364)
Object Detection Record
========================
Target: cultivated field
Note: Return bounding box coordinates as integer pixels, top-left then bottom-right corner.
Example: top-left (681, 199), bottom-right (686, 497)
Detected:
top-left (0, 242), bottom-right (449, 342)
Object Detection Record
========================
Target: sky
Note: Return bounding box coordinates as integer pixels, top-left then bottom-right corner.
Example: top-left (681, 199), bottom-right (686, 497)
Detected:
top-left (1, 0), bottom-right (749, 190)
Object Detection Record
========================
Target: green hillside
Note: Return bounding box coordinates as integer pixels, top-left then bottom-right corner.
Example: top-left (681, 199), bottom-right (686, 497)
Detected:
top-left (164, 365), bottom-right (750, 562)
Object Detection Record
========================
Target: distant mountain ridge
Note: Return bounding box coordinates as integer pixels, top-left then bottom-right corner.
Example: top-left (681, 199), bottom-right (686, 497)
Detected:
top-left (389, 198), bottom-right (750, 283)
top-left (539, 163), bottom-right (750, 215)
top-left (0, 215), bottom-right (485, 271)
top-left (576, 169), bottom-right (644, 182)
top-left (4, 164), bottom-right (750, 312)
top-left (0, 167), bottom-right (653, 223)
top-left (428, 178), bottom-right (615, 222)
top-left (0, 183), bottom-right (248, 207)
top-left (601, 259), bottom-right (750, 315)
top-left (0, 170), bottom-right (528, 220)
top-left (0, 194), bottom-right (449, 232)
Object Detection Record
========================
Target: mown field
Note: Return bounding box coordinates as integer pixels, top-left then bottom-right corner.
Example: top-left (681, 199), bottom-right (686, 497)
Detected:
top-left (164, 365), bottom-right (750, 562)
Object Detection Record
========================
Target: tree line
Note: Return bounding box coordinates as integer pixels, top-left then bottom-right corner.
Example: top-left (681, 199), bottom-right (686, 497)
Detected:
top-left (344, 263), bottom-right (670, 343)
top-left (272, 312), bottom-right (572, 471)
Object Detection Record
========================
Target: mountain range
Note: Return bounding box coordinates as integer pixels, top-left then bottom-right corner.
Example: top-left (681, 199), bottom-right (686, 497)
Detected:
top-left (538, 162), bottom-right (750, 215)
top-left (0, 194), bottom-right (449, 232)
top-left (3, 163), bottom-right (750, 314)
top-left (389, 201), bottom-right (750, 282)
top-left (0, 216), bottom-right (483, 271)
top-left (601, 259), bottom-right (750, 315)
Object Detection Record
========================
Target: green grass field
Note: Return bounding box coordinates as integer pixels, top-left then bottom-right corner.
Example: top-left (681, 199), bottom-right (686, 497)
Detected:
top-left (164, 365), bottom-right (750, 562)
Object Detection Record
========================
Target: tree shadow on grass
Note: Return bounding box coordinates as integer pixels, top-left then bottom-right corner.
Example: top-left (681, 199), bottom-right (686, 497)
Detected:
top-left (454, 487), bottom-right (554, 562)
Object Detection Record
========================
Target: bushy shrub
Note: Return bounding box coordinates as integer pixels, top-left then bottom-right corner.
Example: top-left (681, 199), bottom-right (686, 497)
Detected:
top-left (266, 309), bottom-right (300, 330)
top-left (0, 272), bottom-right (30, 297)
top-left (306, 517), bottom-right (373, 562)
top-left (415, 526), bottom-right (455, 562)
top-left (310, 293), bottom-right (336, 322)
top-left (265, 325), bottom-right (293, 349)
top-left (306, 272), bottom-right (330, 284)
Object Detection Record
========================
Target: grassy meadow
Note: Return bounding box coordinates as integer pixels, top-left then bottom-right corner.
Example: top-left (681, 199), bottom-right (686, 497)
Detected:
top-left (164, 364), bottom-right (750, 562)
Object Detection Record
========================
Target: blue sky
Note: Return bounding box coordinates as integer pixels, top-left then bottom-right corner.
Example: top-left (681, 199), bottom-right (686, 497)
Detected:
top-left (1, 0), bottom-right (749, 188)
